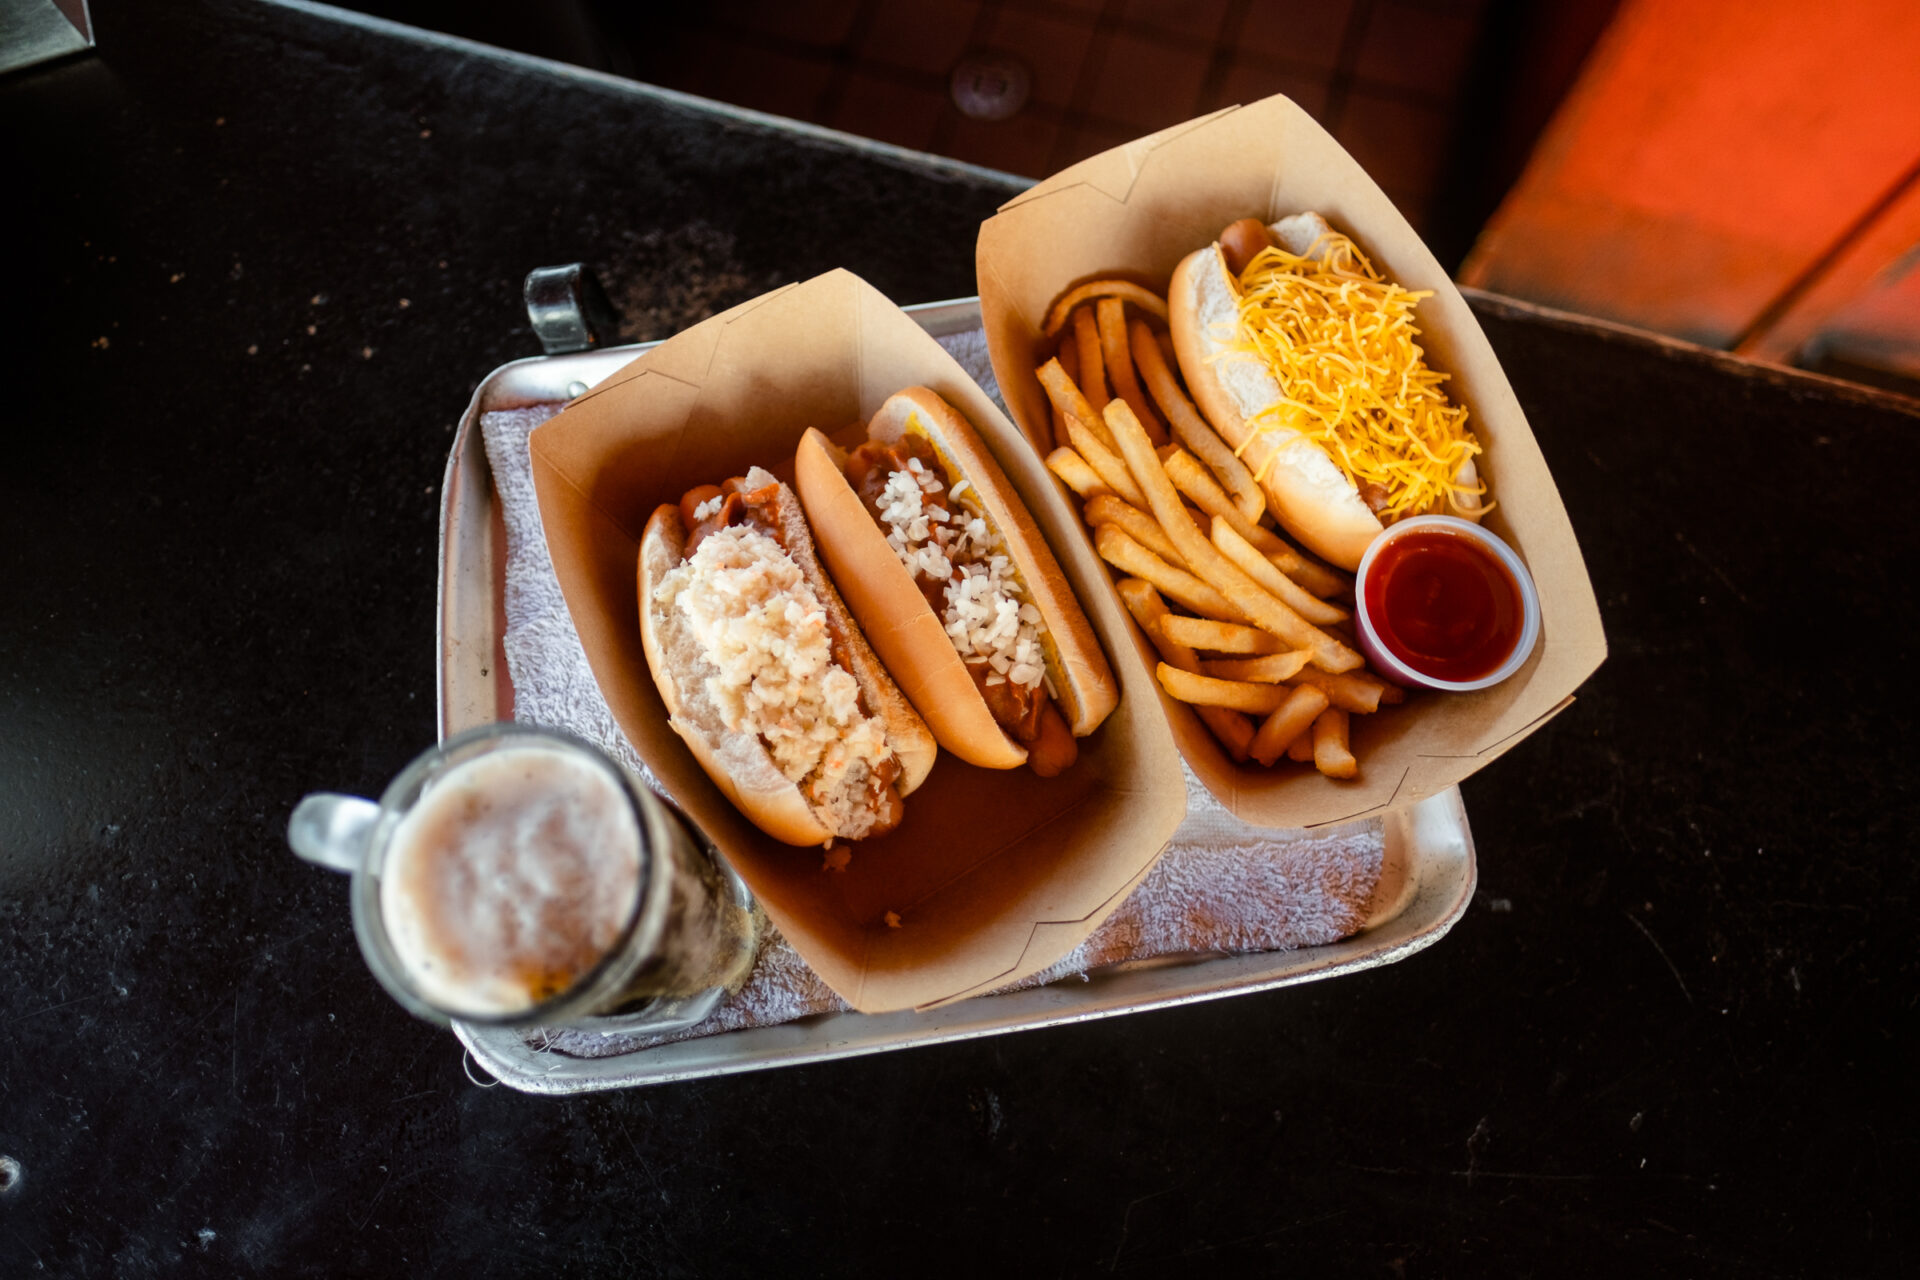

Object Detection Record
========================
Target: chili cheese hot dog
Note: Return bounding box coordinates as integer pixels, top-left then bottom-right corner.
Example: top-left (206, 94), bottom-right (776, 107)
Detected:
top-left (1169, 212), bottom-right (1487, 571)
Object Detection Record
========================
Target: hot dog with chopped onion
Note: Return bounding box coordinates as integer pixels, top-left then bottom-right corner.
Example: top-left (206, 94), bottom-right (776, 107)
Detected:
top-left (795, 388), bottom-right (1117, 776)
top-left (639, 466), bottom-right (936, 847)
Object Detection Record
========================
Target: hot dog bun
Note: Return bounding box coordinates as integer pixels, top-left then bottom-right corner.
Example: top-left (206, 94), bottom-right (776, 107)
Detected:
top-left (639, 467), bottom-right (935, 847)
top-left (796, 388), bottom-right (1117, 772)
top-left (1169, 213), bottom-right (1482, 571)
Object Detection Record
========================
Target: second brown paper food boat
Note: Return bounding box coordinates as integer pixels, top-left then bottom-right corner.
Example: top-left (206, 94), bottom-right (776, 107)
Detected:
top-left (977, 93), bottom-right (1607, 829)
top-left (529, 270), bottom-right (1186, 1014)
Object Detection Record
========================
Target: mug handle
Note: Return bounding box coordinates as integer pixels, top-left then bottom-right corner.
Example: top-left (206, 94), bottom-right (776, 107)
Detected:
top-left (288, 794), bottom-right (381, 875)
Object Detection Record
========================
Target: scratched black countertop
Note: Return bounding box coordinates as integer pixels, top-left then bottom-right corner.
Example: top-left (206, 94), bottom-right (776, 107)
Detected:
top-left (3, 2), bottom-right (1914, 1275)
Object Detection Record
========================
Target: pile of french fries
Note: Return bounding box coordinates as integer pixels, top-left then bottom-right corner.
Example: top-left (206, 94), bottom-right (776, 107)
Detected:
top-left (1032, 282), bottom-right (1404, 778)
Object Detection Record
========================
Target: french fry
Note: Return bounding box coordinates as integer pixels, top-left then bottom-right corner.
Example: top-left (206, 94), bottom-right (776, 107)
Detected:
top-left (1114, 578), bottom-right (1195, 664)
top-left (1209, 517), bottom-right (1349, 626)
top-left (1072, 306), bottom-right (1109, 412)
top-left (1293, 627), bottom-right (1401, 703)
top-left (1312, 707), bottom-right (1358, 778)
top-left (1132, 318), bottom-right (1264, 523)
top-left (1159, 451), bottom-right (1346, 600)
top-left (1159, 614), bottom-right (1290, 654)
top-left (1103, 399), bottom-right (1362, 674)
top-left (1287, 668), bottom-right (1398, 714)
top-left (1115, 578), bottom-right (1254, 762)
top-left (1084, 494), bottom-right (1186, 568)
top-left (1046, 447), bottom-right (1113, 502)
top-left (1157, 444), bottom-right (1348, 601)
top-left (1249, 685), bottom-right (1331, 767)
top-left (1050, 337), bottom-right (1079, 453)
top-left (1098, 298), bottom-right (1167, 446)
top-left (1065, 418), bottom-right (1148, 510)
top-left (1093, 524), bottom-right (1237, 620)
top-left (1043, 280), bottom-right (1170, 337)
top-left (1036, 357), bottom-right (1119, 453)
top-left (1163, 448), bottom-right (1282, 553)
top-left (1156, 663), bottom-right (1297, 715)
top-left (1261, 542), bottom-right (1349, 604)
top-left (1207, 652), bottom-right (1314, 684)
top-left (1285, 730), bottom-right (1316, 762)
top-left (1201, 705), bottom-right (1256, 763)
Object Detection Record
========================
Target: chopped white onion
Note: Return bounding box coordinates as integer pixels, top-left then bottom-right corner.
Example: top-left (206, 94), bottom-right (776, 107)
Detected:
top-left (869, 448), bottom-right (1047, 693)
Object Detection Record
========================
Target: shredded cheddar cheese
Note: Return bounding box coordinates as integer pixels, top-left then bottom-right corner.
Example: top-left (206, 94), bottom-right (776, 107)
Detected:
top-left (1231, 231), bottom-right (1489, 520)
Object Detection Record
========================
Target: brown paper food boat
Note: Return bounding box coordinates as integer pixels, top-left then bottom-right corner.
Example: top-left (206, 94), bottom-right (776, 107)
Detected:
top-left (977, 95), bottom-right (1607, 830)
top-left (528, 269), bottom-right (1187, 1013)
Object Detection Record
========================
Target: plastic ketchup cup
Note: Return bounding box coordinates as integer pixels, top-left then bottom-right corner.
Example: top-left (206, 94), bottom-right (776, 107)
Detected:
top-left (1352, 515), bottom-right (1541, 693)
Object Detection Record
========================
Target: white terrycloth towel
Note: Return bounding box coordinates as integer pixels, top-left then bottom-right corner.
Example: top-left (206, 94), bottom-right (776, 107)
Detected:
top-left (477, 329), bottom-right (1382, 1057)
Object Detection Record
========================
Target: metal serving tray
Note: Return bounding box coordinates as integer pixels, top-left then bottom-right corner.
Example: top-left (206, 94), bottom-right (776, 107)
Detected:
top-left (437, 298), bottom-right (1477, 1094)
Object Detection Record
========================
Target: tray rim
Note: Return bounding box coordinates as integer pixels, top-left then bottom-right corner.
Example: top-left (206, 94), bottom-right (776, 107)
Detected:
top-left (437, 297), bottom-right (1478, 1093)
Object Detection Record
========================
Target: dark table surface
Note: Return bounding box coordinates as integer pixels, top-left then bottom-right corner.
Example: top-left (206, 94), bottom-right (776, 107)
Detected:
top-left (5, 2), bottom-right (1915, 1275)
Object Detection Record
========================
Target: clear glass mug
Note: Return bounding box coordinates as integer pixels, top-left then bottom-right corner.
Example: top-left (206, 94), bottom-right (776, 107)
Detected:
top-left (287, 723), bottom-right (758, 1034)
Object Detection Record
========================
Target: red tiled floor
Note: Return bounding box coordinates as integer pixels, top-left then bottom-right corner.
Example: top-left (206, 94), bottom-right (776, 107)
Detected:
top-left (1336, 88), bottom-right (1454, 219)
top-left (1381, 192), bottom-right (1433, 234)
top-left (1210, 55), bottom-right (1332, 120)
top-left (945, 110), bottom-right (1065, 179)
top-left (1007, 0), bottom-right (1107, 14)
top-left (1234, 0), bottom-right (1359, 72)
top-left (1120, 0), bottom-right (1235, 44)
top-left (712, 0), bottom-right (863, 49)
top-left (1053, 118), bottom-right (1142, 171)
top-left (1083, 27), bottom-right (1214, 130)
top-left (577, 0), bottom-right (1479, 230)
top-left (699, 39), bottom-right (838, 122)
top-left (1355, 0), bottom-right (1486, 101)
top-left (856, 0), bottom-right (985, 76)
top-left (829, 67), bottom-right (953, 152)
top-left (337, 0), bottom-right (1577, 275)
top-left (978, 4), bottom-right (1099, 111)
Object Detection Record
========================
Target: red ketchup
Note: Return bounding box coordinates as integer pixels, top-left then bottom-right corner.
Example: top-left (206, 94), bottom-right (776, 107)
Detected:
top-left (1363, 530), bottom-right (1523, 684)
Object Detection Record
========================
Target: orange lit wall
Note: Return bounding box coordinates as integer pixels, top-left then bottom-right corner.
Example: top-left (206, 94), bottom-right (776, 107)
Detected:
top-left (1461, 0), bottom-right (1920, 364)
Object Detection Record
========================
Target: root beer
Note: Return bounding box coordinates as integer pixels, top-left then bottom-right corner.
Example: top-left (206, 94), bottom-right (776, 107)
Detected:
top-left (379, 743), bottom-right (643, 1017)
